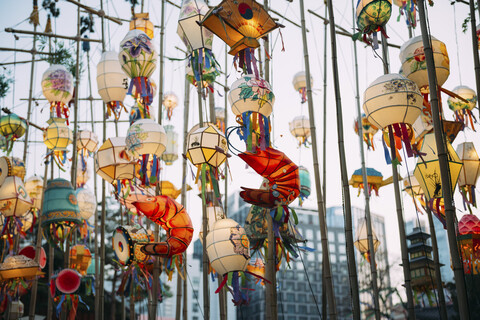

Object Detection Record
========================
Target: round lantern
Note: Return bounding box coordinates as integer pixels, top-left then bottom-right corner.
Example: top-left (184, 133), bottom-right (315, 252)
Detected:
top-left (76, 188), bottom-right (96, 220)
top-left (41, 178), bottom-right (82, 245)
top-left (447, 86), bottom-right (478, 129)
top-left (363, 73), bottom-right (423, 130)
top-left (354, 113), bottom-right (379, 150)
top-left (69, 244), bottom-right (92, 276)
top-left (399, 35), bottom-right (450, 94)
top-left (0, 156), bottom-right (26, 186)
top-left (298, 166), bottom-right (311, 205)
top-left (119, 30), bottom-right (157, 79)
top-left (457, 214), bottom-right (480, 274)
top-left (161, 125), bottom-right (179, 165)
top-left (97, 51), bottom-right (128, 119)
top-left (43, 118), bottom-right (73, 151)
top-left (186, 125), bottom-right (228, 168)
top-left (0, 176), bottom-right (32, 217)
top-left (457, 142), bottom-right (480, 206)
top-left (126, 119), bottom-right (167, 158)
top-left (0, 255), bottom-right (42, 280)
top-left (0, 114), bottom-right (27, 148)
top-left (41, 64), bottom-right (74, 109)
top-left (228, 74), bottom-right (275, 117)
top-left (56, 269), bottom-right (81, 294)
top-left (77, 130), bottom-right (99, 154)
top-left (162, 92), bottom-right (178, 120)
top-left (95, 137), bottom-right (138, 184)
top-left (292, 71), bottom-right (313, 103)
top-left (19, 245), bottom-right (47, 269)
top-left (25, 175), bottom-right (43, 210)
top-left (289, 115), bottom-right (311, 145)
top-left (205, 218), bottom-right (250, 276)
top-left (356, 0), bottom-right (392, 35)
top-left (130, 12), bottom-right (154, 39)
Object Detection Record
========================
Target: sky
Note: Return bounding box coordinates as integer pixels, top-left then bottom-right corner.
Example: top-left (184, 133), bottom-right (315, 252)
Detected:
top-left (1, 0), bottom-right (479, 305)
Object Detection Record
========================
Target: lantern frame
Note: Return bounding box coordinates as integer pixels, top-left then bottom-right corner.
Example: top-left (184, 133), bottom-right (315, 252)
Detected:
top-left (186, 125), bottom-right (228, 168)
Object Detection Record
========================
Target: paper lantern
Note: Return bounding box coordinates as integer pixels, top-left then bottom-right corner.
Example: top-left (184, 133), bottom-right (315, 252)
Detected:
top-left (119, 30), bottom-right (157, 79)
top-left (457, 214), bottom-right (480, 274)
top-left (356, 0), bottom-right (392, 35)
top-left (206, 218), bottom-right (250, 275)
top-left (200, 0), bottom-right (281, 55)
top-left (130, 12), bottom-right (154, 39)
top-left (41, 64), bottom-right (74, 115)
top-left (447, 86), bottom-right (478, 129)
top-left (292, 71), bottom-right (313, 103)
top-left (229, 74), bottom-right (274, 117)
top-left (56, 269), bottom-right (81, 294)
top-left (162, 92), bottom-right (178, 120)
top-left (25, 175), bottom-right (43, 210)
top-left (0, 114), bottom-right (26, 151)
top-left (41, 179), bottom-right (82, 245)
top-left (76, 165), bottom-right (90, 188)
top-left (354, 113), bottom-right (379, 150)
top-left (113, 225), bottom-right (150, 266)
top-left (69, 244), bottom-right (92, 276)
top-left (413, 133), bottom-right (463, 202)
top-left (77, 130), bottom-right (99, 154)
top-left (289, 115), bottom-right (311, 146)
top-left (178, 0), bottom-right (213, 52)
top-left (95, 137), bottom-right (138, 184)
top-left (126, 119), bottom-right (167, 158)
top-left (76, 188), bottom-right (96, 220)
top-left (0, 255), bottom-right (42, 280)
top-left (399, 35), bottom-right (450, 94)
top-left (186, 125), bottom-right (228, 168)
top-left (43, 117), bottom-right (72, 151)
top-left (19, 245), bottom-right (47, 269)
top-left (0, 156), bottom-right (26, 186)
top-left (160, 125), bottom-right (178, 165)
top-left (393, 0), bottom-right (416, 27)
top-left (354, 218), bottom-right (380, 263)
top-left (403, 172), bottom-right (423, 198)
top-left (349, 167), bottom-right (393, 197)
top-left (0, 176), bottom-right (32, 217)
top-left (97, 51), bottom-right (128, 119)
top-left (456, 142), bottom-right (480, 206)
top-left (298, 166), bottom-right (311, 205)
top-left (199, 206), bottom-right (226, 242)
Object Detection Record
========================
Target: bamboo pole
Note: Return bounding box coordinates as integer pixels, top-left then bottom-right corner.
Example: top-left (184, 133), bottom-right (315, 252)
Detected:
top-left (350, 2), bottom-right (381, 319)
top-left (323, 0), bottom-right (361, 318)
top-left (0, 47), bottom-right (53, 55)
top-left (71, 0), bottom-right (81, 189)
top-left (379, 29), bottom-right (416, 319)
top-left (224, 46), bottom-right (229, 217)
top-left (417, 1), bottom-right (470, 318)
top-left (4, 28), bottom-right (102, 42)
top-left (299, 1), bottom-right (337, 318)
top-left (65, 0), bottom-right (122, 25)
top-left (468, 0), bottom-right (480, 120)
top-left (28, 153), bottom-right (50, 320)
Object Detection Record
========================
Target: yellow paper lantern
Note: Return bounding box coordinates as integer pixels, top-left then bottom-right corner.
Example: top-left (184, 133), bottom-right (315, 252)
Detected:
top-left (0, 114), bottom-right (27, 145)
top-left (43, 118), bottom-right (73, 151)
top-left (413, 133), bottom-right (462, 201)
top-left (399, 35), bottom-right (450, 94)
top-left (95, 137), bottom-right (138, 184)
top-left (161, 125), bottom-right (179, 165)
top-left (289, 115), bottom-right (310, 145)
top-left (25, 175), bottom-right (43, 211)
top-left (356, 0), bottom-right (392, 33)
top-left (69, 244), bottom-right (92, 276)
top-left (130, 12), bottom-right (154, 39)
top-left (354, 218), bottom-right (380, 263)
top-left (186, 125), bottom-right (228, 168)
top-left (456, 142), bottom-right (480, 206)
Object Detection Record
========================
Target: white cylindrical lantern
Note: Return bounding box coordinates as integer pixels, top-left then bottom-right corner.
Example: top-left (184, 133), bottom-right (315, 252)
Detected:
top-left (95, 137), bottom-right (138, 184)
top-left (96, 51), bottom-right (128, 106)
top-left (25, 175), bottom-right (43, 211)
top-left (399, 35), bottom-right (450, 94)
top-left (447, 86), bottom-right (478, 112)
top-left (289, 115), bottom-right (311, 144)
top-left (119, 30), bottom-right (157, 79)
top-left (126, 119), bottom-right (167, 158)
top-left (41, 64), bottom-right (74, 106)
top-left (228, 75), bottom-right (275, 117)
top-left (161, 125), bottom-right (179, 165)
top-left (77, 130), bottom-right (99, 153)
top-left (363, 73), bottom-right (423, 130)
top-left (456, 142), bottom-right (480, 187)
top-left (206, 218), bottom-right (250, 275)
top-left (43, 118), bottom-right (73, 151)
top-left (0, 176), bottom-right (32, 217)
top-left (76, 188), bottom-right (96, 220)
top-left (186, 125), bottom-right (228, 168)
top-left (177, 0), bottom-right (213, 52)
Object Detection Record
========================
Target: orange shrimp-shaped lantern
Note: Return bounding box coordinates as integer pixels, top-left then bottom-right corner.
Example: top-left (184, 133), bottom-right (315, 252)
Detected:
top-left (239, 147), bottom-right (300, 208)
top-left (132, 195), bottom-right (194, 256)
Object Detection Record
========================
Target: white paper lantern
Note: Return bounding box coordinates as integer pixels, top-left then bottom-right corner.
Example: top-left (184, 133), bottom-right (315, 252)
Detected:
top-left (177, 0), bottom-right (213, 52)
top-left (126, 119), bottom-right (167, 158)
top-left (119, 30), bottom-right (157, 79)
top-left (399, 35), bottom-right (450, 94)
top-left (206, 218), bottom-right (250, 276)
top-left (76, 188), bottom-right (96, 220)
top-left (403, 172), bottom-right (423, 197)
top-left (363, 73), bottom-right (423, 130)
top-left (456, 142), bottom-right (480, 188)
top-left (43, 118), bottom-right (73, 151)
top-left (97, 51), bottom-right (128, 105)
top-left (95, 137), bottom-right (138, 184)
top-left (0, 176), bottom-right (32, 217)
top-left (292, 71), bottom-right (312, 92)
top-left (289, 115), bottom-right (311, 144)
top-left (77, 130), bottom-right (99, 154)
top-left (25, 175), bottom-right (43, 211)
top-left (76, 165), bottom-right (91, 188)
top-left (228, 75), bottom-right (274, 117)
top-left (447, 86), bottom-right (477, 112)
top-left (161, 125), bottom-right (179, 165)
top-left (41, 64), bottom-right (74, 106)
top-left (163, 92), bottom-right (178, 110)
top-left (186, 125), bottom-right (228, 168)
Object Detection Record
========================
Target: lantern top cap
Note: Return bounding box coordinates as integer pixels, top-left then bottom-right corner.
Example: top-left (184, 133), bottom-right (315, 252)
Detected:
top-left (99, 51), bottom-right (120, 61)
top-left (400, 35), bottom-right (440, 53)
top-left (291, 115), bottom-right (308, 121)
top-left (179, 0), bottom-right (210, 20)
top-left (45, 178), bottom-right (74, 191)
top-left (458, 214), bottom-right (480, 235)
top-left (130, 118), bottom-right (166, 133)
top-left (353, 167), bottom-right (382, 177)
top-left (367, 73), bottom-right (410, 87)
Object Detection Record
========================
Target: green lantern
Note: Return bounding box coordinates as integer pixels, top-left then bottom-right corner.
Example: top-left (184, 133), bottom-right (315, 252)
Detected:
top-left (0, 113), bottom-right (27, 153)
top-left (355, 0), bottom-right (392, 47)
top-left (42, 178), bottom-right (82, 248)
top-left (298, 166), bottom-right (311, 206)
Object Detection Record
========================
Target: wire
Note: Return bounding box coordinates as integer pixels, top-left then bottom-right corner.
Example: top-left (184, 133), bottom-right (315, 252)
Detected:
top-left (453, 3), bottom-right (463, 85)
top-left (186, 265), bottom-right (204, 318)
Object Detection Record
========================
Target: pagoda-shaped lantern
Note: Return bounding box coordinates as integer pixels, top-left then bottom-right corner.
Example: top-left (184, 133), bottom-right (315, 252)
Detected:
top-left (457, 214), bottom-right (480, 274)
top-left (407, 227), bottom-right (437, 290)
top-left (292, 71), bottom-right (313, 103)
top-left (289, 115), bottom-right (311, 146)
top-left (130, 12), bottom-right (154, 39)
top-left (161, 125), bottom-right (179, 165)
top-left (456, 142), bottom-right (480, 207)
top-left (97, 51), bottom-right (128, 119)
top-left (354, 218), bottom-right (380, 263)
top-left (41, 65), bottom-right (74, 122)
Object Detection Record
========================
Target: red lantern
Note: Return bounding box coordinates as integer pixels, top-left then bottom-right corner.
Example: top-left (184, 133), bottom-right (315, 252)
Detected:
top-left (457, 214), bottom-right (480, 275)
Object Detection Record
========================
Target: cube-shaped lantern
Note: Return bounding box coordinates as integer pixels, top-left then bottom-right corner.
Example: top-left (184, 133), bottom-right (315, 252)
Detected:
top-left (77, 130), bottom-right (99, 154)
top-left (186, 125), bottom-right (228, 168)
top-left (43, 118), bottom-right (73, 151)
top-left (95, 137), bottom-right (138, 184)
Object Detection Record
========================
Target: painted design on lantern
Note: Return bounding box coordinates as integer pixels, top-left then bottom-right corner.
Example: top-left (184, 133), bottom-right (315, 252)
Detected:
top-left (121, 33), bottom-right (153, 58)
top-left (42, 69), bottom-right (72, 99)
top-left (68, 194), bottom-right (78, 205)
top-left (238, 77), bottom-right (274, 108)
top-left (238, 3), bottom-right (253, 20)
top-left (229, 225), bottom-right (250, 259)
top-left (1, 200), bottom-right (13, 212)
top-left (447, 96), bottom-right (478, 111)
top-left (126, 124), bottom-right (149, 153)
top-left (17, 185), bottom-right (27, 199)
top-left (357, 0), bottom-right (392, 31)
top-left (406, 44), bottom-right (450, 73)
top-left (383, 79), bottom-right (407, 92)
top-left (425, 170), bottom-right (442, 198)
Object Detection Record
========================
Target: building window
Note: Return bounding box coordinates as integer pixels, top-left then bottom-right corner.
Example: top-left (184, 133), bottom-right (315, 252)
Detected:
top-left (339, 245), bottom-right (346, 254)
top-left (337, 233), bottom-right (345, 243)
top-left (305, 229), bottom-right (313, 240)
top-left (328, 231), bottom-right (335, 242)
top-left (287, 304), bottom-right (296, 313)
top-left (329, 244), bottom-right (336, 253)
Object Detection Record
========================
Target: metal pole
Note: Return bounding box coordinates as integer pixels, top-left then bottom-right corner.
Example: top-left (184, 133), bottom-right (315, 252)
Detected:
top-left (299, 1), bottom-right (337, 318)
top-left (468, 0), bottom-right (480, 120)
top-left (351, 2), bottom-right (381, 319)
top-left (22, 24), bottom-right (37, 165)
top-left (71, 0), bottom-right (81, 188)
top-left (28, 154), bottom-right (49, 320)
top-left (379, 30), bottom-right (416, 319)
top-left (323, 0), bottom-right (360, 318)
top-left (417, 1), bottom-right (470, 318)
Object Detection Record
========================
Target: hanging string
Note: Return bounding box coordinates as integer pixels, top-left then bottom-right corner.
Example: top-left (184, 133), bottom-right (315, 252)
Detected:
top-left (453, 4), bottom-right (462, 85)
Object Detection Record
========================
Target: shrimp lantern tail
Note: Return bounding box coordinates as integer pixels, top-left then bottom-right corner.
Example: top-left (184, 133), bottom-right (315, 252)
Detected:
top-left (240, 187), bottom-right (276, 208)
top-left (140, 226), bottom-right (194, 257)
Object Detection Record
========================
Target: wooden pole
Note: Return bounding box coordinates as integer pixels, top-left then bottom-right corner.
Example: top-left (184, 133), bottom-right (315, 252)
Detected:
top-left (71, 0), bottom-right (81, 188)
top-left (417, 1), bottom-right (470, 318)
top-left (379, 30), bottom-right (416, 319)
top-left (323, 0), bottom-right (360, 318)
top-left (4, 28), bottom-right (102, 42)
top-left (350, 2), bottom-right (381, 319)
top-left (224, 46), bottom-right (229, 217)
top-left (299, 1), bottom-right (337, 318)
top-left (468, 0), bottom-right (480, 120)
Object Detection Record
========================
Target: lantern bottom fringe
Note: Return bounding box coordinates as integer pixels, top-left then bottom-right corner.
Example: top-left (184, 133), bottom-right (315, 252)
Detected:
top-left (383, 124), bottom-right (414, 165)
top-left (107, 101), bottom-right (127, 120)
top-left (128, 77), bottom-right (154, 106)
top-left (460, 185), bottom-right (477, 211)
top-left (454, 109), bottom-right (476, 131)
top-left (236, 112), bottom-right (271, 152)
top-left (50, 102), bottom-right (70, 125)
top-left (1, 216), bottom-right (27, 250)
top-left (427, 198), bottom-right (446, 229)
top-left (397, 0), bottom-right (417, 28)
top-left (298, 87), bottom-right (307, 104)
top-left (234, 48), bottom-right (259, 78)
top-left (43, 222), bottom-right (79, 250)
top-left (130, 103), bottom-right (152, 124)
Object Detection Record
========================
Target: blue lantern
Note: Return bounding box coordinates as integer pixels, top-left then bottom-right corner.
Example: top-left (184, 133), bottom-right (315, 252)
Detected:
top-left (298, 166), bottom-right (311, 206)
